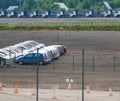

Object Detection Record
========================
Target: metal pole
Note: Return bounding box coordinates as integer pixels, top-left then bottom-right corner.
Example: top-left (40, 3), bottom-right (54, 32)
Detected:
top-left (57, 32), bottom-right (59, 44)
top-left (53, 60), bottom-right (55, 70)
top-left (22, 47), bottom-right (23, 55)
top-left (36, 48), bottom-right (39, 101)
top-left (82, 49), bottom-right (84, 101)
top-left (114, 56), bottom-right (116, 72)
top-left (93, 56), bottom-right (94, 71)
top-left (73, 55), bottom-right (74, 71)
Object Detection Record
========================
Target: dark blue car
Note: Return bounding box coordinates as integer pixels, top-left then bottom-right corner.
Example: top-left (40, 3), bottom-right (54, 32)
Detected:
top-left (15, 52), bottom-right (50, 65)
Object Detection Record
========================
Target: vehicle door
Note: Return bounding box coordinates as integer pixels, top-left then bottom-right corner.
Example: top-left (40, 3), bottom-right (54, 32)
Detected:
top-left (23, 53), bottom-right (36, 64)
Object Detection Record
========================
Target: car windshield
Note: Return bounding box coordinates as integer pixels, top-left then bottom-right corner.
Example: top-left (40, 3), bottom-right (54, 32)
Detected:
top-left (4, 49), bottom-right (15, 54)
top-left (12, 48), bottom-right (21, 53)
top-left (23, 44), bottom-right (32, 49)
top-left (30, 42), bottom-right (39, 46)
top-left (16, 46), bottom-right (26, 50)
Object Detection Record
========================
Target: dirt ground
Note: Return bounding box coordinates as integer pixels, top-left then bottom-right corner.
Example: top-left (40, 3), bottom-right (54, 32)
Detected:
top-left (0, 31), bottom-right (120, 92)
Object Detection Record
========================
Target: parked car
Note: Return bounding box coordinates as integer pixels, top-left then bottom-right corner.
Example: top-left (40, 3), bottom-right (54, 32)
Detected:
top-left (42, 46), bottom-right (60, 60)
top-left (0, 51), bottom-right (7, 58)
top-left (114, 10), bottom-right (120, 17)
top-left (35, 49), bottom-right (52, 63)
top-left (103, 10), bottom-right (112, 17)
top-left (7, 11), bottom-right (17, 18)
top-left (85, 10), bottom-right (94, 17)
top-left (69, 10), bottom-right (78, 18)
top-left (56, 11), bottom-right (64, 18)
top-left (0, 57), bottom-right (6, 66)
top-left (50, 45), bottom-right (67, 55)
top-left (0, 48), bottom-right (16, 65)
top-left (6, 46), bottom-right (22, 57)
top-left (41, 11), bottom-right (50, 18)
top-left (30, 11), bottom-right (39, 18)
top-left (0, 11), bottom-right (5, 17)
top-left (17, 11), bottom-right (24, 18)
top-left (0, 48), bottom-right (15, 59)
top-left (22, 40), bottom-right (45, 51)
top-left (15, 51), bottom-right (51, 65)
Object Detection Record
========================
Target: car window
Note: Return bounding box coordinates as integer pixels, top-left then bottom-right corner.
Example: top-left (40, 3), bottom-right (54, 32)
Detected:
top-left (17, 46), bottom-right (26, 50)
top-left (5, 50), bottom-right (14, 54)
top-left (12, 48), bottom-right (20, 53)
top-left (26, 54), bottom-right (33, 58)
top-left (35, 53), bottom-right (37, 57)
top-left (0, 51), bottom-right (7, 55)
top-left (0, 54), bottom-right (3, 57)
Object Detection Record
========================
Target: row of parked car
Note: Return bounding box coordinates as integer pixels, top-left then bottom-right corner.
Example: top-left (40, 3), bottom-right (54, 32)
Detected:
top-left (0, 40), bottom-right (67, 66)
top-left (0, 10), bottom-right (120, 18)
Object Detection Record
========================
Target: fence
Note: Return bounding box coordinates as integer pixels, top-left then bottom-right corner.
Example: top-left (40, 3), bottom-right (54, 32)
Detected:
top-left (0, 50), bottom-right (120, 101)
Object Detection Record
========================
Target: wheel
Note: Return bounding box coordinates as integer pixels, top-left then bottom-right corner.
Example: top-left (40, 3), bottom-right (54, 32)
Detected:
top-left (0, 60), bottom-right (5, 66)
top-left (19, 61), bottom-right (23, 65)
top-left (39, 61), bottom-right (43, 65)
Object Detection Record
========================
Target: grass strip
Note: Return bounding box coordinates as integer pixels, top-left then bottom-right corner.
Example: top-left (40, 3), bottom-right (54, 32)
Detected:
top-left (0, 23), bottom-right (120, 31)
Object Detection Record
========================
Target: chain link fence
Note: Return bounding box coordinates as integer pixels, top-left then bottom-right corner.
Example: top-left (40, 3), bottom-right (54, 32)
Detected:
top-left (0, 50), bottom-right (120, 91)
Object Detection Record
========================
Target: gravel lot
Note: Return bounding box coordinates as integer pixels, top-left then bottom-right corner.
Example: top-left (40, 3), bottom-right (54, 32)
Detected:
top-left (0, 88), bottom-right (120, 101)
top-left (0, 31), bottom-right (120, 92)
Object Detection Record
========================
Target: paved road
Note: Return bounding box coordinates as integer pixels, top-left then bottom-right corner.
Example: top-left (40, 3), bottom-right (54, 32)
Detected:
top-left (0, 18), bottom-right (120, 25)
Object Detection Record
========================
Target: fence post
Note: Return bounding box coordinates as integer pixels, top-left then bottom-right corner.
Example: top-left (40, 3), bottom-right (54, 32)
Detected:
top-left (93, 56), bottom-right (95, 71)
top-left (53, 60), bottom-right (55, 70)
top-left (57, 32), bottom-right (59, 44)
top-left (73, 55), bottom-right (75, 71)
top-left (82, 49), bottom-right (84, 101)
top-left (113, 56), bottom-right (116, 72)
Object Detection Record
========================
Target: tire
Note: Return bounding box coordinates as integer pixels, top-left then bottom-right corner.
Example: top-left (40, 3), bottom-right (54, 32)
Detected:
top-left (0, 60), bottom-right (5, 66)
top-left (39, 61), bottom-right (43, 65)
top-left (19, 61), bottom-right (23, 65)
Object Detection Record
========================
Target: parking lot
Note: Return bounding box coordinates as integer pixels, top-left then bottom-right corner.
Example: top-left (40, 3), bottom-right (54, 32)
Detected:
top-left (0, 30), bottom-right (120, 101)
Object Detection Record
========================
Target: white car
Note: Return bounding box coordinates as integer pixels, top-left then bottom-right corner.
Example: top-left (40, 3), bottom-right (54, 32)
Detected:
top-left (49, 45), bottom-right (67, 55)
top-left (42, 46), bottom-right (60, 60)
top-left (0, 48), bottom-right (15, 59)
top-left (11, 40), bottom-right (45, 57)
top-left (0, 51), bottom-right (7, 58)
top-left (22, 40), bottom-right (45, 51)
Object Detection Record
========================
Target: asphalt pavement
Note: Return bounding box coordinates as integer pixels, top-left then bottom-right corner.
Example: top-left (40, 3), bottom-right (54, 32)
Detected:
top-left (0, 18), bottom-right (120, 25)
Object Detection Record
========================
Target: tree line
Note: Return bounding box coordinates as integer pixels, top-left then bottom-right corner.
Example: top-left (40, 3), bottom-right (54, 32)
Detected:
top-left (0, 0), bottom-right (120, 11)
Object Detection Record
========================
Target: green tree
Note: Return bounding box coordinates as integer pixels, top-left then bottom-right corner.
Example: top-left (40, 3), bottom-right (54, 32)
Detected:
top-left (0, 0), bottom-right (120, 11)
top-left (65, 0), bottom-right (80, 9)
top-left (50, 4), bottom-right (60, 11)
top-left (81, 0), bottom-right (91, 9)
